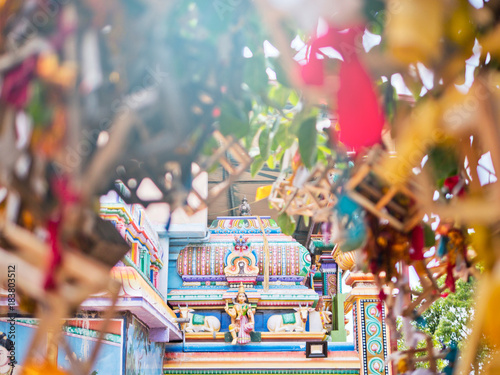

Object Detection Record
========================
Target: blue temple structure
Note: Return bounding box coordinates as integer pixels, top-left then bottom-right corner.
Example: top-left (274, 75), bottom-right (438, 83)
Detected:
top-left (163, 215), bottom-right (392, 375)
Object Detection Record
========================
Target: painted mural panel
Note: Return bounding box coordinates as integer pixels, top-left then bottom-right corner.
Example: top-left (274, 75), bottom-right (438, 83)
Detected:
top-left (0, 319), bottom-right (38, 375)
top-left (126, 314), bottom-right (165, 375)
top-left (58, 319), bottom-right (123, 375)
top-left (0, 318), bottom-right (123, 375)
top-left (360, 301), bottom-right (388, 375)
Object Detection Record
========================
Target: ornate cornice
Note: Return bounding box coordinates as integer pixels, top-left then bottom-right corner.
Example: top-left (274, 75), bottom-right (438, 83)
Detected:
top-left (100, 202), bottom-right (163, 265)
top-left (343, 273), bottom-right (378, 315)
top-left (209, 216), bottom-right (281, 235)
top-left (81, 266), bottom-right (181, 341)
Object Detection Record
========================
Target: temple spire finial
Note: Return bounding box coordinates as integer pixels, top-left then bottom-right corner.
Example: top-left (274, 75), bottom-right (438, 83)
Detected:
top-left (238, 196), bottom-right (251, 216)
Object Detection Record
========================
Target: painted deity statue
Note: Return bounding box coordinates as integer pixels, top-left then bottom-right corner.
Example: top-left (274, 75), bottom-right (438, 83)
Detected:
top-left (225, 284), bottom-right (254, 345)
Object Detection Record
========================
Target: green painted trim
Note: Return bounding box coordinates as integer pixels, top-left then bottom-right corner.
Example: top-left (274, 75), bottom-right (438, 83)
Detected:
top-left (312, 240), bottom-right (334, 250)
top-left (15, 318), bottom-right (38, 325)
top-left (164, 370), bottom-right (359, 375)
top-left (122, 255), bottom-right (165, 300)
top-left (63, 325), bottom-right (121, 343)
top-left (100, 206), bottom-right (132, 224)
top-left (152, 258), bottom-right (164, 268)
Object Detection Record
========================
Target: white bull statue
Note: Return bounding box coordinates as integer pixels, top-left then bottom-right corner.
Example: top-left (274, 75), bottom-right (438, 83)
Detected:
top-left (173, 304), bottom-right (221, 333)
top-left (308, 296), bottom-right (333, 333)
top-left (267, 304), bottom-right (314, 332)
top-left (309, 309), bottom-right (333, 333)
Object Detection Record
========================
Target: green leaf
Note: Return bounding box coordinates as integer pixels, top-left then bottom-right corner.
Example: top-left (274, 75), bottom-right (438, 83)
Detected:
top-left (267, 154), bottom-right (276, 170)
top-left (243, 96), bottom-right (254, 114)
top-left (276, 148), bottom-right (286, 170)
top-left (289, 90), bottom-right (300, 106)
top-left (364, 0), bottom-right (385, 35)
top-left (290, 106), bottom-right (318, 134)
top-left (269, 58), bottom-right (290, 87)
top-left (259, 126), bottom-right (271, 159)
top-left (290, 112), bottom-right (303, 135)
top-left (317, 149), bottom-right (327, 163)
top-left (219, 99), bottom-right (250, 139)
top-left (426, 144), bottom-right (459, 184)
top-left (298, 117), bottom-right (317, 169)
top-left (423, 224), bottom-right (436, 247)
top-left (381, 81), bottom-right (397, 124)
top-left (27, 82), bottom-right (52, 127)
top-left (277, 213), bottom-right (296, 235)
top-left (273, 123), bottom-right (294, 150)
top-left (201, 134), bottom-right (219, 156)
top-left (317, 131), bottom-right (328, 144)
top-left (251, 156), bottom-right (265, 177)
top-left (271, 133), bottom-right (280, 152)
top-left (268, 86), bottom-right (291, 108)
top-left (246, 113), bottom-right (265, 146)
top-left (271, 115), bottom-right (281, 131)
top-left (244, 52), bottom-right (269, 93)
top-left (270, 117), bottom-right (281, 152)
top-left (317, 145), bottom-right (332, 155)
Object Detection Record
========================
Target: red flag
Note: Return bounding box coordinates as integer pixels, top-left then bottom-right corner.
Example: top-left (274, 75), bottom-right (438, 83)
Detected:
top-left (301, 26), bottom-right (384, 151)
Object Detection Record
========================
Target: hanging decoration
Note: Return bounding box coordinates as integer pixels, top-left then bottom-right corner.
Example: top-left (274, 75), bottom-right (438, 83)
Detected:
top-left (300, 26), bottom-right (385, 152)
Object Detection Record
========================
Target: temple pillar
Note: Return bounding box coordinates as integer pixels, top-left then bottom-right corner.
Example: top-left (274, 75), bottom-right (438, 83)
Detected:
top-left (345, 272), bottom-right (392, 375)
top-left (330, 292), bottom-right (348, 342)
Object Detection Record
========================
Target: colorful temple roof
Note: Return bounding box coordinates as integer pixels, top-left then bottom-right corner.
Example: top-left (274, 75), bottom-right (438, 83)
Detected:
top-left (168, 216), bottom-right (317, 308)
top-left (177, 216), bottom-right (310, 280)
top-left (176, 242), bottom-right (310, 279)
top-left (208, 216), bottom-right (282, 235)
top-left (100, 189), bottom-right (164, 267)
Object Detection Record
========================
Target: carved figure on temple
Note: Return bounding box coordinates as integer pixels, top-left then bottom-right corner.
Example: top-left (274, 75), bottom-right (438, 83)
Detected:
top-left (267, 304), bottom-right (314, 332)
top-left (303, 263), bottom-right (317, 288)
top-left (225, 284), bottom-right (254, 344)
top-left (309, 297), bottom-right (333, 333)
top-left (234, 234), bottom-right (249, 252)
top-left (238, 196), bottom-right (251, 216)
top-left (224, 235), bottom-right (259, 286)
top-left (173, 304), bottom-right (221, 333)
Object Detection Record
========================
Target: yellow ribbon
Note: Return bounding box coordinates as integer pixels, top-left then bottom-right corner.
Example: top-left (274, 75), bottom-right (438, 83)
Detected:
top-left (256, 216), bottom-right (270, 292)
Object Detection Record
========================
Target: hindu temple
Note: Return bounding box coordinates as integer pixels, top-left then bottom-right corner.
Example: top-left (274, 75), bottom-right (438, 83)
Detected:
top-left (0, 185), bottom-right (392, 375)
top-left (164, 213), bottom-right (392, 375)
